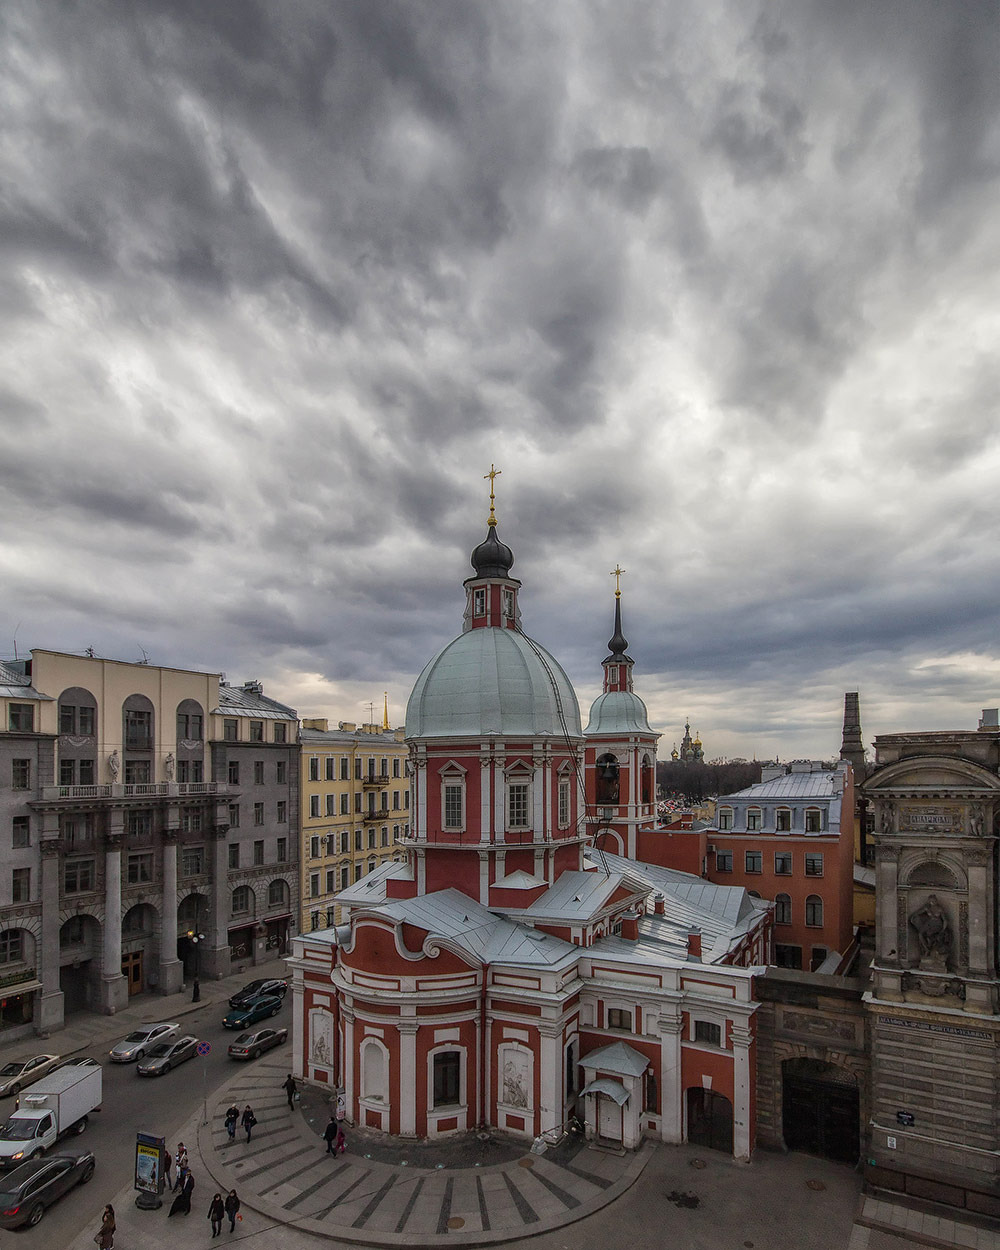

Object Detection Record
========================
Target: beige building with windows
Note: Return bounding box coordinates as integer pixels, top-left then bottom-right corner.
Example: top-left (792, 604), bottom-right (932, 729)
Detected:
top-left (299, 718), bottom-right (409, 933)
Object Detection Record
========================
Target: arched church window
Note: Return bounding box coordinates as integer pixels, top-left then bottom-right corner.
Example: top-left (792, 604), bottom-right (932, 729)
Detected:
top-left (433, 1051), bottom-right (461, 1107)
top-left (361, 1041), bottom-right (386, 1101)
top-left (596, 754), bottom-right (619, 804)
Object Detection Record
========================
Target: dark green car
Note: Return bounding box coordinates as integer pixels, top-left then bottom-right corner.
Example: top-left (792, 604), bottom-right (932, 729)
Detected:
top-left (221, 994), bottom-right (283, 1029)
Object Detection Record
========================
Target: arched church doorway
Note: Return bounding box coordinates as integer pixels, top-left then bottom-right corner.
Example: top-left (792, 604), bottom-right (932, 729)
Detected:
top-left (686, 1087), bottom-right (733, 1154)
top-left (782, 1057), bottom-right (859, 1163)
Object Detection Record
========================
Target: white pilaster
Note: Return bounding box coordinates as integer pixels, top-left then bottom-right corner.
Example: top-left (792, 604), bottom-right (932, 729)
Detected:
top-left (398, 1020), bottom-right (419, 1136)
top-left (659, 1013), bottom-right (683, 1144)
top-left (731, 1021), bottom-right (753, 1161)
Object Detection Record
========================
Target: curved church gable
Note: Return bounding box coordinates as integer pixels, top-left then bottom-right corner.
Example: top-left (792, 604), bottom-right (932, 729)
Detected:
top-left (867, 754), bottom-right (1000, 793)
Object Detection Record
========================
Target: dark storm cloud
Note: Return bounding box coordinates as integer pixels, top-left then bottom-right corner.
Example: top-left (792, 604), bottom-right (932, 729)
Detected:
top-left (2, 1), bottom-right (999, 756)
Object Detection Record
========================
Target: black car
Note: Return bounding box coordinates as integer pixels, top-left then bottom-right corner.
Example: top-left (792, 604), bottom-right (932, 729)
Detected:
top-left (0, 1152), bottom-right (95, 1228)
top-left (228, 978), bottom-right (288, 1010)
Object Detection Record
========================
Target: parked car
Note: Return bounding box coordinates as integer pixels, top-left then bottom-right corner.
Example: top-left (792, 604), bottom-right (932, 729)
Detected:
top-left (222, 995), bottom-right (283, 1030)
top-left (136, 1036), bottom-right (199, 1078)
top-left (227, 1027), bottom-right (288, 1060)
top-left (228, 978), bottom-right (288, 1010)
top-left (109, 1024), bottom-right (178, 1063)
top-left (53, 1058), bottom-right (100, 1072)
top-left (0, 1057), bottom-right (62, 1100)
top-left (0, 1152), bottom-right (95, 1228)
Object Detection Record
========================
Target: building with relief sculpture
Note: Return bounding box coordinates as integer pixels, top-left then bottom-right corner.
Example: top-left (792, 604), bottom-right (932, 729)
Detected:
top-left (862, 710), bottom-right (1000, 1217)
top-left (290, 504), bottom-right (770, 1155)
top-left (0, 650), bottom-right (299, 1037)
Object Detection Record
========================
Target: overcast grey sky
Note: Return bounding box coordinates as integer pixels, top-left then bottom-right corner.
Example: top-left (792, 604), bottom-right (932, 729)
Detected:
top-left (2, 1), bottom-right (999, 761)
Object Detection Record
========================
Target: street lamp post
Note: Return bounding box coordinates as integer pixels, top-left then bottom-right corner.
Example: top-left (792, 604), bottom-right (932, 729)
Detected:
top-left (187, 909), bottom-right (205, 1002)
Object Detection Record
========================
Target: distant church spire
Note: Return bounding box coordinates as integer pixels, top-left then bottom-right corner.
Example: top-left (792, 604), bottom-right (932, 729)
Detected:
top-left (383, 691), bottom-right (390, 731)
top-left (840, 691), bottom-right (866, 775)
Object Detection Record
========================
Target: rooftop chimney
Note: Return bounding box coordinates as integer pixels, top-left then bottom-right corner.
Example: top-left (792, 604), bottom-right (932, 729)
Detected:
top-left (979, 708), bottom-right (999, 732)
top-left (840, 691), bottom-right (866, 775)
top-left (654, 893), bottom-right (665, 916)
top-left (621, 912), bottom-right (640, 941)
top-left (687, 927), bottom-right (702, 962)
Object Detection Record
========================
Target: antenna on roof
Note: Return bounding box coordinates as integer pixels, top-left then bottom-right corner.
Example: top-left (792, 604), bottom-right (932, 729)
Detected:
top-left (12, 622), bottom-right (20, 662)
top-left (138, 646), bottom-right (150, 665)
top-left (85, 646), bottom-right (96, 658)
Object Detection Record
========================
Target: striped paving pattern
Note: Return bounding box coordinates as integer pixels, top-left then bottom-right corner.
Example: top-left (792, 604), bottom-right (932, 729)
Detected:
top-left (199, 1057), bottom-right (650, 1246)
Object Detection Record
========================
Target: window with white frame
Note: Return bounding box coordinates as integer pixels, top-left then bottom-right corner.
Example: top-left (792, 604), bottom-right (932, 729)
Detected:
top-left (361, 1040), bottom-right (387, 1101)
top-left (432, 1050), bottom-right (461, 1107)
top-left (746, 806), bottom-right (762, 830)
top-left (694, 1020), bottom-right (722, 1046)
top-left (443, 781), bottom-right (464, 830)
top-left (805, 807), bottom-right (822, 832)
top-left (507, 775), bottom-right (531, 828)
top-left (776, 808), bottom-right (792, 832)
top-left (717, 807), bottom-right (733, 831)
top-left (473, 588), bottom-right (486, 617)
top-left (558, 778), bottom-right (571, 828)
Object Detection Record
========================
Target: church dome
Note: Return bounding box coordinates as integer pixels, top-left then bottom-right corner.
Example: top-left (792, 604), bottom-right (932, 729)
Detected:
top-left (406, 628), bottom-right (582, 739)
top-left (470, 525), bottom-right (514, 579)
top-left (585, 689), bottom-right (652, 735)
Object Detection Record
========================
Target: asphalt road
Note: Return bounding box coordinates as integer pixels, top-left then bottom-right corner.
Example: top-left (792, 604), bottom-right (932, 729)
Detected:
top-left (1, 995), bottom-right (291, 1248)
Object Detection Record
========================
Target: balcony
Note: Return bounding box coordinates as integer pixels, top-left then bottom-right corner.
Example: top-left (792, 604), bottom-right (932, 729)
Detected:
top-left (362, 808), bottom-right (389, 823)
top-left (362, 773), bottom-right (390, 789)
top-left (39, 781), bottom-right (229, 803)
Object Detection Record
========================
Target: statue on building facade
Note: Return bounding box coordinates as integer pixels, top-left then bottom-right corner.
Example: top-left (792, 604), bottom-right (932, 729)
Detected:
top-left (909, 894), bottom-right (952, 963)
top-left (108, 749), bottom-right (120, 782)
top-left (164, 752), bottom-right (175, 781)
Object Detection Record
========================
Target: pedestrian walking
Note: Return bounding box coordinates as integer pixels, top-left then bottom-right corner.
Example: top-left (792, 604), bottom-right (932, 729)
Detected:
top-left (224, 1189), bottom-right (241, 1233)
top-left (241, 1103), bottom-right (257, 1143)
top-left (282, 1073), bottom-right (297, 1110)
top-left (224, 1105), bottom-right (239, 1142)
top-left (336, 1125), bottom-right (346, 1154)
top-left (322, 1114), bottom-right (338, 1154)
top-left (168, 1170), bottom-right (195, 1217)
top-left (94, 1204), bottom-right (115, 1250)
top-left (163, 1147), bottom-right (173, 1190)
top-left (208, 1193), bottom-right (225, 1237)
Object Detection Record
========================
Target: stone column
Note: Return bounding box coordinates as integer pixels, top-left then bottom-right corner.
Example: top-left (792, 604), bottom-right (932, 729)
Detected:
top-left (37, 833), bottom-right (65, 1034)
top-left (874, 841), bottom-right (904, 1001)
top-left (397, 1019), bottom-right (418, 1136)
top-left (158, 829), bottom-right (183, 994)
top-left (658, 1012), bottom-right (683, 1144)
top-left (537, 1026), bottom-right (563, 1136)
top-left (342, 1005), bottom-right (357, 1125)
top-left (730, 1021), bottom-right (754, 1162)
top-left (201, 824), bottom-right (231, 979)
top-left (100, 820), bottom-right (128, 1014)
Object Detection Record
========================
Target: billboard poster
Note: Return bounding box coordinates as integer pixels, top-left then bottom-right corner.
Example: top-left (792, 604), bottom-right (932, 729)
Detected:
top-left (134, 1133), bottom-right (164, 1194)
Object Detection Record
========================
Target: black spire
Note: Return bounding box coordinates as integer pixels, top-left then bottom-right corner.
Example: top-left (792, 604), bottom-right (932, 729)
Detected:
top-left (470, 525), bottom-right (514, 579)
top-left (607, 595), bottom-right (629, 658)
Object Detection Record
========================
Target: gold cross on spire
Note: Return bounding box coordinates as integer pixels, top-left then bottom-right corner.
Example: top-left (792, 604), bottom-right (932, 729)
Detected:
top-left (611, 564), bottom-right (625, 598)
top-left (484, 463), bottom-right (501, 526)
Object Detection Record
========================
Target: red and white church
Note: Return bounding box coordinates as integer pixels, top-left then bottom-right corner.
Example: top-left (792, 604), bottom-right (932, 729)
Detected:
top-left (290, 501), bottom-right (770, 1157)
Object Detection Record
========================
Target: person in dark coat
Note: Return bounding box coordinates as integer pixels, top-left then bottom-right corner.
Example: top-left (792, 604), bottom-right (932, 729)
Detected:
top-left (241, 1104), bottom-right (257, 1143)
top-left (224, 1105), bottom-right (239, 1141)
top-left (208, 1193), bottom-right (225, 1237)
top-left (163, 1147), bottom-right (173, 1191)
top-left (168, 1170), bottom-right (194, 1216)
top-left (336, 1125), bottom-right (346, 1154)
top-left (224, 1189), bottom-right (241, 1233)
top-left (282, 1074), bottom-right (298, 1110)
top-left (322, 1115), bottom-right (338, 1154)
top-left (95, 1204), bottom-right (115, 1250)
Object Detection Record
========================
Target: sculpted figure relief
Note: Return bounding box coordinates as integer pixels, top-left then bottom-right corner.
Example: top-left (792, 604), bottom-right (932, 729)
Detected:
top-left (108, 749), bottom-right (120, 781)
top-left (909, 894), bottom-right (952, 962)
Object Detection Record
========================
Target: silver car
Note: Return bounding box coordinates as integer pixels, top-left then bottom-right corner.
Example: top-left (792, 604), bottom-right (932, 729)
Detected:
top-left (0, 1057), bottom-right (62, 1099)
top-left (135, 1035), bottom-right (199, 1077)
top-left (109, 1024), bottom-right (179, 1063)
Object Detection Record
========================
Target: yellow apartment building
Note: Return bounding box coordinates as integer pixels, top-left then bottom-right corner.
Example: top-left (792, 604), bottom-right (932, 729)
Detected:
top-left (298, 716), bottom-right (409, 932)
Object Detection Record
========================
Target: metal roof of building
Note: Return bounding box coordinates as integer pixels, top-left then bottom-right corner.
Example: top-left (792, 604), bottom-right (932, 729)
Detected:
top-left (300, 726), bottom-right (403, 747)
top-left (0, 660), bottom-right (54, 702)
top-left (722, 770), bottom-right (844, 801)
top-left (214, 684), bottom-right (297, 720)
top-left (580, 1040), bottom-right (649, 1078)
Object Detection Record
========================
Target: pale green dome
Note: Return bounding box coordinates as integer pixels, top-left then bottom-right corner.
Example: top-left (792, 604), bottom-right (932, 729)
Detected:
top-left (585, 690), bottom-right (652, 734)
top-left (406, 628), bottom-right (582, 739)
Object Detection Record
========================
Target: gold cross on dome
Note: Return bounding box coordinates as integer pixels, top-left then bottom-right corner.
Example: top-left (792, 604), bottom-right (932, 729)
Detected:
top-left (611, 564), bottom-right (625, 598)
top-left (484, 463), bottom-right (501, 526)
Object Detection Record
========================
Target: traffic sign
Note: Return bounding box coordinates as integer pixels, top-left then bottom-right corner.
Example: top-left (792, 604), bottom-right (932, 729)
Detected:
top-left (197, 1040), bottom-right (211, 1056)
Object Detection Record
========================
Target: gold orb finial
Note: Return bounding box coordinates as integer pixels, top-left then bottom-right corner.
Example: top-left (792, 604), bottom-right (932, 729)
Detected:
top-left (611, 564), bottom-right (625, 598)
